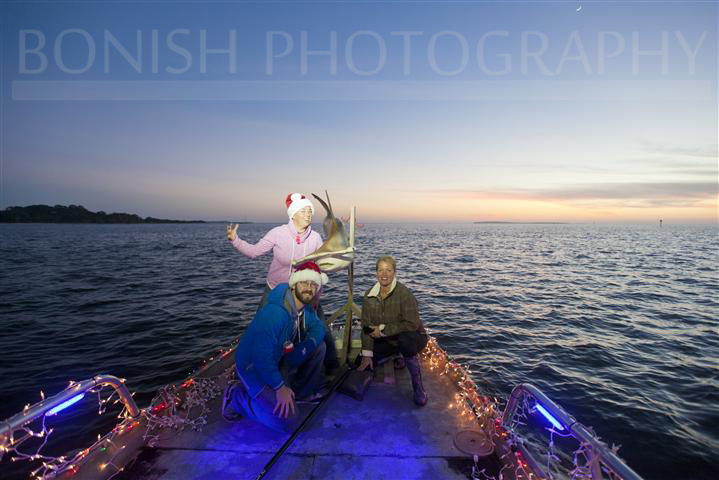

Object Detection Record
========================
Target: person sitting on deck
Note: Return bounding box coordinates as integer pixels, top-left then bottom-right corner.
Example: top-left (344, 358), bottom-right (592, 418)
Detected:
top-left (222, 261), bottom-right (330, 433)
top-left (357, 255), bottom-right (429, 406)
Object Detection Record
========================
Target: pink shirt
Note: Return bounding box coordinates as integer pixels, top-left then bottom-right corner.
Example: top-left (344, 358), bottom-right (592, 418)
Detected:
top-left (230, 221), bottom-right (323, 288)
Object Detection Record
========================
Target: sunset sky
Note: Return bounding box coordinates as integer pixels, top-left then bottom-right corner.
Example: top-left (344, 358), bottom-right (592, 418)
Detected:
top-left (2, 1), bottom-right (717, 223)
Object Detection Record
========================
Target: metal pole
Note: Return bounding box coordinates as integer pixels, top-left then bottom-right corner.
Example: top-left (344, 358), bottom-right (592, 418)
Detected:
top-left (344, 262), bottom-right (355, 365)
top-left (340, 206), bottom-right (358, 367)
top-left (500, 384), bottom-right (644, 480)
top-left (0, 375), bottom-right (139, 441)
top-left (255, 368), bottom-right (351, 480)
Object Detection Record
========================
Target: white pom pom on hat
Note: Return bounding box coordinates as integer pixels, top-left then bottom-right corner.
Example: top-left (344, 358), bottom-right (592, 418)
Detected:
top-left (289, 261), bottom-right (329, 287)
top-left (286, 193), bottom-right (315, 220)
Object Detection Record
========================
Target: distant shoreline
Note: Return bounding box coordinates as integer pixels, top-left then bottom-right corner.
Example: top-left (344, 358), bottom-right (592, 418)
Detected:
top-left (0, 204), bottom-right (227, 224)
top-left (473, 221), bottom-right (568, 225)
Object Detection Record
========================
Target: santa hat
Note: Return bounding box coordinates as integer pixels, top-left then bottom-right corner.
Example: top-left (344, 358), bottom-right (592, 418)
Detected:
top-left (289, 261), bottom-right (329, 287)
top-left (286, 193), bottom-right (315, 220)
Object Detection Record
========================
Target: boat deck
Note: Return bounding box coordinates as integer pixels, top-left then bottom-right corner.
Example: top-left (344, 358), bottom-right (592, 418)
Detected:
top-left (119, 359), bottom-right (503, 480)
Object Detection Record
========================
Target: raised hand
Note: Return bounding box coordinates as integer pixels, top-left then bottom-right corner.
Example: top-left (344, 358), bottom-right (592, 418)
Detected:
top-left (226, 223), bottom-right (240, 241)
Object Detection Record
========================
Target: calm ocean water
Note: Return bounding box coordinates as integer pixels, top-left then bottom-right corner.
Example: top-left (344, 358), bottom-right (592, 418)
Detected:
top-left (1, 222), bottom-right (717, 479)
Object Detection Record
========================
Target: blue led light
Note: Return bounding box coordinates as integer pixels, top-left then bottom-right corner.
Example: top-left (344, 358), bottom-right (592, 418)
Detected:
top-left (46, 393), bottom-right (85, 416)
top-left (535, 403), bottom-right (564, 430)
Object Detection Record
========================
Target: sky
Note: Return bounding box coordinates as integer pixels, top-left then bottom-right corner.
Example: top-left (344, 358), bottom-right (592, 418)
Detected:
top-left (1, 1), bottom-right (717, 223)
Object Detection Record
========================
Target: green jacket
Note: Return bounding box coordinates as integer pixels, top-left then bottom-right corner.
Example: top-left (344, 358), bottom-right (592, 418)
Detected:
top-left (361, 279), bottom-right (425, 355)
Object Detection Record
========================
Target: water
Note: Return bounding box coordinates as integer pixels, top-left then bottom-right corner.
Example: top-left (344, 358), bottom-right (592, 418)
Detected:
top-left (1, 223), bottom-right (717, 479)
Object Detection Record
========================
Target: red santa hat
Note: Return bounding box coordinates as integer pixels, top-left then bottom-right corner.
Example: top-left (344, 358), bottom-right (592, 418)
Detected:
top-left (286, 193), bottom-right (315, 220)
top-left (289, 261), bottom-right (329, 287)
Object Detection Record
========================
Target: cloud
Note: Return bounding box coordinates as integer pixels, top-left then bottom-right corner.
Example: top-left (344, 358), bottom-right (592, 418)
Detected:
top-left (632, 157), bottom-right (717, 170)
top-left (431, 181), bottom-right (718, 209)
top-left (637, 140), bottom-right (719, 159)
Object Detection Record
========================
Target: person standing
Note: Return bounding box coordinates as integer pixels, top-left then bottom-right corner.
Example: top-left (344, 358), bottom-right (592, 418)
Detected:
top-left (227, 193), bottom-right (322, 294)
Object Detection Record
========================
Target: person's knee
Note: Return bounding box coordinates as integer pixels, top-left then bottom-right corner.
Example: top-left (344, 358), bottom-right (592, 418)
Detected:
top-left (230, 383), bottom-right (248, 413)
top-left (312, 341), bottom-right (327, 361)
top-left (398, 332), bottom-right (420, 357)
top-left (417, 333), bottom-right (428, 352)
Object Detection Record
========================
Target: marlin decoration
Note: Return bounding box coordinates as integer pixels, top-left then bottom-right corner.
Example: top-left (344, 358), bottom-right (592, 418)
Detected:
top-left (313, 192), bottom-right (348, 253)
top-left (293, 191), bottom-right (355, 272)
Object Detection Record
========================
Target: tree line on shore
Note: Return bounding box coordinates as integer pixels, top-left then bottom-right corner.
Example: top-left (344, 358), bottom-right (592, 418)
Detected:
top-left (0, 205), bottom-right (205, 224)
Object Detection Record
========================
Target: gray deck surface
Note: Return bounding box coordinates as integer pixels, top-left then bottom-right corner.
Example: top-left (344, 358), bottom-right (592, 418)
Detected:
top-left (121, 360), bottom-right (501, 480)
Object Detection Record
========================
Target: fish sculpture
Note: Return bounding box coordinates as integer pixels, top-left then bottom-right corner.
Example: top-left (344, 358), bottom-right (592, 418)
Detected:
top-left (294, 191), bottom-right (355, 272)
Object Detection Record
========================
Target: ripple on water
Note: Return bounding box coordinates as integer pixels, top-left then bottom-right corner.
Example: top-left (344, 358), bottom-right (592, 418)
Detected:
top-left (0, 222), bottom-right (717, 480)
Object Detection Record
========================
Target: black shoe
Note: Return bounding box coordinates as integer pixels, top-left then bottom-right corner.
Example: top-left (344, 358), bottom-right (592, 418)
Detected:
top-left (298, 384), bottom-right (331, 403)
top-left (221, 381), bottom-right (243, 422)
top-left (405, 356), bottom-right (428, 406)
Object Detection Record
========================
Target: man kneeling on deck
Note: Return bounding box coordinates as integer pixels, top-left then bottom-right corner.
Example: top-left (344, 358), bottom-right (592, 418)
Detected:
top-left (222, 261), bottom-right (330, 433)
top-left (358, 255), bottom-right (429, 406)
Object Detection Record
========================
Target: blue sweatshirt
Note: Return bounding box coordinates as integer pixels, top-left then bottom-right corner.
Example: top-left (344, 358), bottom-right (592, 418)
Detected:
top-left (235, 283), bottom-right (325, 398)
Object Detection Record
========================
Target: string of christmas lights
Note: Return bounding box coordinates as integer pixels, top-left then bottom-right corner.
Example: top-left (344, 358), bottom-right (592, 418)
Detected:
top-left (498, 385), bottom-right (625, 480)
top-left (4, 333), bottom-right (627, 480)
top-left (1, 381), bottom-right (136, 480)
top-left (419, 336), bottom-right (498, 432)
top-left (420, 336), bottom-right (537, 480)
top-left (420, 335), bottom-right (629, 480)
top-left (143, 374), bottom-right (227, 447)
top-left (569, 427), bottom-right (624, 480)
top-left (1, 342), bottom-right (238, 480)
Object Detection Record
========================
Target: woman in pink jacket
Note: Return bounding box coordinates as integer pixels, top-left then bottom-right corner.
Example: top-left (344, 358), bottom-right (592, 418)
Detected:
top-left (226, 193), bottom-right (339, 371)
top-left (227, 193), bottom-right (323, 292)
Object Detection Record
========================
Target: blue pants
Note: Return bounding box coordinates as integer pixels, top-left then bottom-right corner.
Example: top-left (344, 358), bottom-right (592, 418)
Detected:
top-left (231, 342), bottom-right (326, 433)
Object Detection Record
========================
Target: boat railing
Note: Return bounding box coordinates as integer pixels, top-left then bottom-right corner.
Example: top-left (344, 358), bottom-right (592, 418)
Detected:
top-left (501, 383), bottom-right (643, 480)
top-left (0, 375), bottom-right (140, 456)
